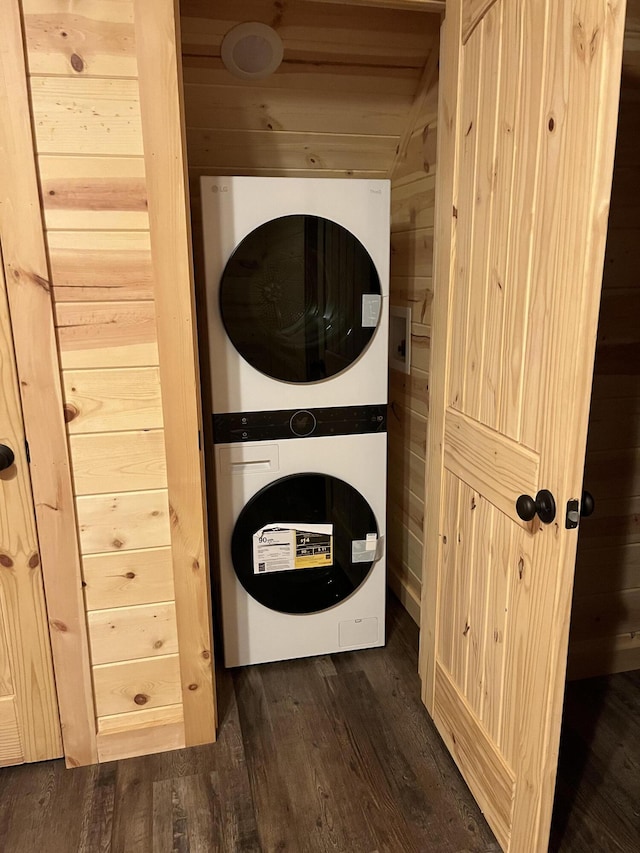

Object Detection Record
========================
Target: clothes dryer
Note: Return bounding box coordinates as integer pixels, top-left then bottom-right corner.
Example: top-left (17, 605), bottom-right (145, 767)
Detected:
top-left (201, 177), bottom-right (390, 414)
top-left (214, 416), bottom-right (386, 667)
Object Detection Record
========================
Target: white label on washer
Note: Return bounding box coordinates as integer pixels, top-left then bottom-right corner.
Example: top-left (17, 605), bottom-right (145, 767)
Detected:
top-left (253, 523), bottom-right (333, 574)
top-left (362, 294), bottom-right (381, 328)
top-left (352, 534), bottom-right (379, 563)
top-left (365, 532), bottom-right (378, 550)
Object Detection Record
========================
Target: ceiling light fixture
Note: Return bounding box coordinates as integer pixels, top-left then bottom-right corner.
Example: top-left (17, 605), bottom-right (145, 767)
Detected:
top-left (221, 22), bottom-right (284, 81)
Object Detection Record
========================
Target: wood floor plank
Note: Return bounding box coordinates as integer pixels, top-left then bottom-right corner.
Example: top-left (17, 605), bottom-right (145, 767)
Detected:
top-left (78, 763), bottom-right (116, 853)
top-left (110, 758), bottom-right (154, 853)
top-left (151, 778), bottom-right (174, 852)
top-left (234, 664), bottom-right (307, 853)
top-left (258, 659), bottom-right (379, 853)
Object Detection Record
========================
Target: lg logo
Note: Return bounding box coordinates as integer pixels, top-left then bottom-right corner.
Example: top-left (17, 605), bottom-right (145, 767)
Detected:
top-left (212, 185), bottom-right (229, 193)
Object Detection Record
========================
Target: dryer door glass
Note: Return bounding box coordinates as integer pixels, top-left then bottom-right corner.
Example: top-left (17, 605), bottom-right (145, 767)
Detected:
top-left (219, 215), bottom-right (382, 383)
top-left (231, 473), bottom-right (379, 614)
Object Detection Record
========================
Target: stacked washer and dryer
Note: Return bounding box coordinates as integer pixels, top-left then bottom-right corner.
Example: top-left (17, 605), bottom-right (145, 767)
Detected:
top-left (201, 177), bottom-right (390, 667)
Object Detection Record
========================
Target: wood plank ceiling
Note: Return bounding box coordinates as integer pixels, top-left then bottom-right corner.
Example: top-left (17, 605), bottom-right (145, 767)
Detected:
top-left (180, 0), bottom-right (441, 181)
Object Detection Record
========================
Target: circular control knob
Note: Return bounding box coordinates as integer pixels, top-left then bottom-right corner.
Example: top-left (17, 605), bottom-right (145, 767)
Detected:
top-left (0, 445), bottom-right (15, 471)
top-left (290, 410), bottom-right (317, 437)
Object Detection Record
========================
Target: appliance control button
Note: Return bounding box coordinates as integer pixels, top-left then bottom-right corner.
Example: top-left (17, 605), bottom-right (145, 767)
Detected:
top-left (290, 410), bottom-right (317, 437)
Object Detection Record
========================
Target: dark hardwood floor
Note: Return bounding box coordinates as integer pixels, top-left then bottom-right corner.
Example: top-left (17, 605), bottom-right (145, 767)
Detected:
top-left (0, 595), bottom-right (638, 852)
top-left (550, 666), bottom-right (640, 852)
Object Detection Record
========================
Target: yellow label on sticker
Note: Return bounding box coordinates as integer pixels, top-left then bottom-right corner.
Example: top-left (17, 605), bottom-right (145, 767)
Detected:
top-left (294, 531), bottom-right (333, 569)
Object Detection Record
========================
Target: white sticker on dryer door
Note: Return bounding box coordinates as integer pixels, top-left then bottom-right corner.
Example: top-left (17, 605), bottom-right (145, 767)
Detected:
top-left (253, 523), bottom-right (333, 574)
top-left (352, 533), bottom-right (379, 563)
top-left (362, 294), bottom-right (381, 328)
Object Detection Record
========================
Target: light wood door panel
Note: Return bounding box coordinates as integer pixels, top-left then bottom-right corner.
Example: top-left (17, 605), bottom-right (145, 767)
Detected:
top-left (0, 247), bottom-right (62, 766)
top-left (420, 2), bottom-right (626, 851)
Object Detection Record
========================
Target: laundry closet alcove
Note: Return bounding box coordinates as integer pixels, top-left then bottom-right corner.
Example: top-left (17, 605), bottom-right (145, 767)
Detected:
top-left (0, 3), bottom-right (636, 853)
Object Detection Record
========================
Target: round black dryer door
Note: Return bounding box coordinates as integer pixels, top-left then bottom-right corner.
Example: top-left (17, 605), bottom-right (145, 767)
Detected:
top-left (231, 473), bottom-right (379, 614)
top-left (220, 215), bottom-right (382, 383)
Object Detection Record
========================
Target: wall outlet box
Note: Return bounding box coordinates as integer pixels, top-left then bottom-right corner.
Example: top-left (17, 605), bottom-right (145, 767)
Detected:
top-left (389, 306), bottom-right (411, 374)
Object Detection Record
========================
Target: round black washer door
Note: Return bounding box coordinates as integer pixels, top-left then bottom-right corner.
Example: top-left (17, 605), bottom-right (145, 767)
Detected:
top-left (219, 214), bottom-right (382, 383)
top-left (231, 473), bottom-right (378, 614)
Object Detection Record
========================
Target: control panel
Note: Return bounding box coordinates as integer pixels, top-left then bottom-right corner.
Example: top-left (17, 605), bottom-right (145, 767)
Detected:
top-left (213, 405), bottom-right (387, 444)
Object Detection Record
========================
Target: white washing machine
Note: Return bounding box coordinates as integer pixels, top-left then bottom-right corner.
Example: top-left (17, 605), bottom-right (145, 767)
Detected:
top-left (215, 427), bottom-right (386, 667)
top-left (201, 176), bottom-right (390, 414)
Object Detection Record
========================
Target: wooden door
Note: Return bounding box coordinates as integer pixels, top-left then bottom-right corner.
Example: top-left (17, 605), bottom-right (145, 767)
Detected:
top-left (0, 245), bottom-right (62, 766)
top-left (419, 2), bottom-right (626, 851)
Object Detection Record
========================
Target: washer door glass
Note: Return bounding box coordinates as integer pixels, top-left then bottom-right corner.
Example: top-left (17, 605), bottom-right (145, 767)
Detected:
top-left (231, 473), bottom-right (379, 614)
top-left (220, 215), bottom-right (382, 383)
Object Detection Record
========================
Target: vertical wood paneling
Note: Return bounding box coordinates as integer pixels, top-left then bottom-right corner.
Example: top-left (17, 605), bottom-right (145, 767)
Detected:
top-left (479, 0), bottom-right (519, 429)
top-left (463, 11), bottom-right (502, 421)
top-left (466, 494), bottom-right (493, 714)
top-left (482, 506), bottom-right (512, 742)
top-left (496, 3), bottom-right (544, 443)
top-left (451, 482), bottom-right (477, 687)
top-left (0, 0), bottom-right (97, 767)
top-left (0, 256), bottom-right (62, 764)
top-left (437, 471), bottom-right (460, 671)
top-left (447, 30), bottom-right (482, 415)
top-left (0, 698), bottom-right (22, 765)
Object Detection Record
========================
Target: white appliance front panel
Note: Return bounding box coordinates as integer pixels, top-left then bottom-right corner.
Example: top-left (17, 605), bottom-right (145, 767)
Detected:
top-left (201, 176), bottom-right (390, 414)
top-left (215, 432), bottom-right (387, 666)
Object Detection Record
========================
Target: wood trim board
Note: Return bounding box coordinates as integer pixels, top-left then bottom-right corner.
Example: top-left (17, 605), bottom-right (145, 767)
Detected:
top-left (0, 0), bottom-right (97, 768)
top-left (133, 0), bottom-right (216, 746)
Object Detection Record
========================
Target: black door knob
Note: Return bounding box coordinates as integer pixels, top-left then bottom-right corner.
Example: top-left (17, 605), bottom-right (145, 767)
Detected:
top-left (0, 444), bottom-right (15, 471)
top-left (516, 489), bottom-right (556, 524)
top-left (581, 490), bottom-right (595, 517)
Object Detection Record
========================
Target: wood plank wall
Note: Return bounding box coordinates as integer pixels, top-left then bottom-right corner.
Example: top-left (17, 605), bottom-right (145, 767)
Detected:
top-left (386, 46), bottom-right (439, 623)
top-left (568, 0), bottom-right (640, 679)
top-left (19, 0), bottom-right (212, 760)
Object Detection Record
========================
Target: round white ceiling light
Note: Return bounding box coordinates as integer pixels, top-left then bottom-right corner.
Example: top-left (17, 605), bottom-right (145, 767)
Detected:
top-left (221, 22), bottom-right (284, 81)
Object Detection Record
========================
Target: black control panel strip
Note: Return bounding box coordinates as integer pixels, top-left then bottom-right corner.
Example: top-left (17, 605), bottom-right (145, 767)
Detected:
top-left (213, 404), bottom-right (387, 444)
